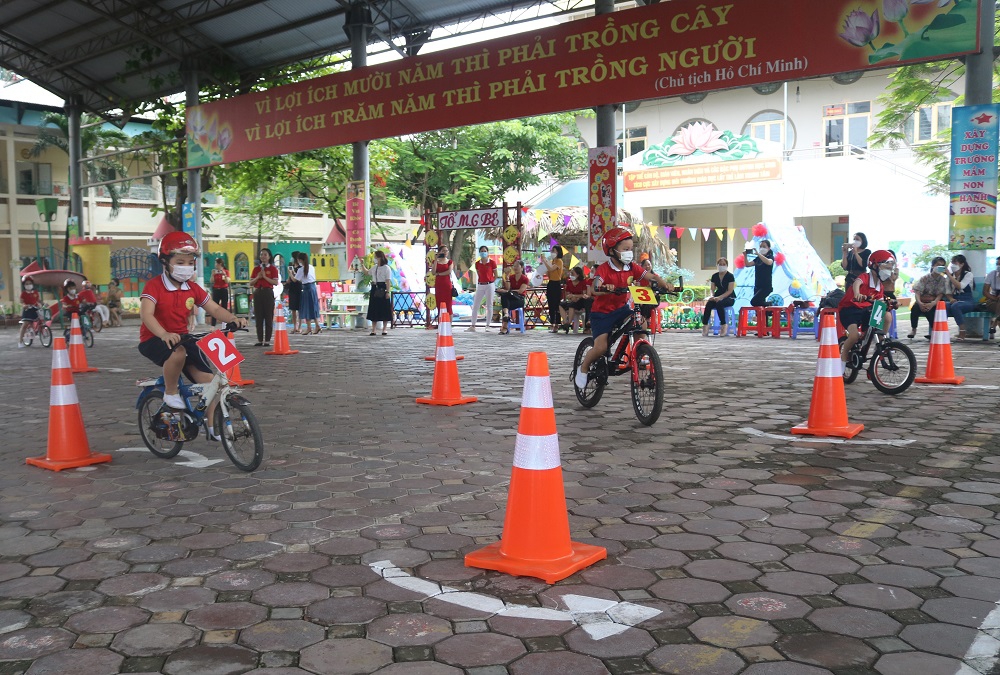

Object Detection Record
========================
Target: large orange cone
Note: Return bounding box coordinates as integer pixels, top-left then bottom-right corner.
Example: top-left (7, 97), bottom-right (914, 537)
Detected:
top-left (416, 311), bottom-right (476, 406)
top-left (466, 352), bottom-right (606, 583)
top-left (791, 313), bottom-right (864, 439)
top-left (915, 301), bottom-right (964, 385)
top-left (27, 337), bottom-right (111, 471)
top-left (225, 332), bottom-right (254, 386)
top-left (423, 307), bottom-right (463, 361)
top-left (265, 305), bottom-right (298, 356)
top-left (68, 313), bottom-right (97, 373)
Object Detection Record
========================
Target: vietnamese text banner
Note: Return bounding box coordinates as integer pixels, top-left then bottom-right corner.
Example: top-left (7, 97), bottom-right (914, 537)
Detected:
top-left (438, 208), bottom-right (504, 230)
top-left (949, 104), bottom-right (999, 251)
top-left (346, 181), bottom-right (366, 264)
top-left (187, 0), bottom-right (980, 168)
top-left (624, 158), bottom-right (781, 191)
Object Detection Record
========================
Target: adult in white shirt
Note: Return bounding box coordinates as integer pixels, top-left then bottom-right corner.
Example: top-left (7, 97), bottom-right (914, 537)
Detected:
top-left (945, 254), bottom-right (976, 340)
top-left (357, 250), bottom-right (394, 335)
top-left (295, 252), bottom-right (321, 335)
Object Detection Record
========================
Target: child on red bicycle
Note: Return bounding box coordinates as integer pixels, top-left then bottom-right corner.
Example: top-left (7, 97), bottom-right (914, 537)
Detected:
top-left (18, 278), bottom-right (42, 347)
top-left (838, 249), bottom-right (897, 362)
top-left (60, 280), bottom-right (81, 322)
top-left (139, 232), bottom-right (246, 437)
top-left (575, 228), bottom-right (672, 389)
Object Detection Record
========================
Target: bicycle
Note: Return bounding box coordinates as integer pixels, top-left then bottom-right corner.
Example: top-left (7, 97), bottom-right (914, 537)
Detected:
top-left (63, 311), bottom-right (95, 348)
top-left (572, 285), bottom-right (673, 426)
top-left (19, 308), bottom-right (52, 348)
top-left (86, 307), bottom-right (103, 333)
top-left (135, 325), bottom-right (264, 472)
top-left (838, 319), bottom-right (917, 395)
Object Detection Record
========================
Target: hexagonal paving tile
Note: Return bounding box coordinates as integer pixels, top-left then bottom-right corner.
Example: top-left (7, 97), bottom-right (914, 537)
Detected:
top-left (808, 606), bottom-right (902, 638)
top-left (776, 633), bottom-right (877, 669)
top-left (367, 613), bottom-right (452, 646)
top-left (239, 619), bottom-right (326, 652)
top-left (162, 645), bottom-right (258, 675)
top-left (185, 601), bottom-right (268, 630)
top-left (689, 616), bottom-right (780, 648)
top-left (299, 638), bottom-right (393, 675)
top-left (110, 623), bottom-right (199, 657)
top-left (646, 644), bottom-right (745, 675)
top-left (834, 584), bottom-right (921, 611)
top-left (726, 593), bottom-right (812, 620)
top-left (435, 633), bottom-right (528, 667)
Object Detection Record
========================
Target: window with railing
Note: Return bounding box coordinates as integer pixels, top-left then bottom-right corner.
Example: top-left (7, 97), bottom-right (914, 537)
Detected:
top-left (904, 102), bottom-right (952, 145)
top-left (743, 111), bottom-right (796, 149)
top-left (823, 101), bottom-right (871, 156)
top-left (617, 127), bottom-right (647, 161)
top-left (15, 161), bottom-right (52, 195)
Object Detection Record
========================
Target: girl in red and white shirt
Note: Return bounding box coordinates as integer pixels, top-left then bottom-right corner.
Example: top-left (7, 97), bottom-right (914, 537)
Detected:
top-left (559, 266), bottom-right (590, 333)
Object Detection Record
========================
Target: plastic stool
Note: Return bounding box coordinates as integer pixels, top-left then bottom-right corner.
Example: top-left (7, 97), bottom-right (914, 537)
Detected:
top-left (791, 306), bottom-right (818, 339)
top-left (762, 306), bottom-right (791, 339)
top-left (710, 305), bottom-right (736, 335)
top-left (650, 307), bottom-right (663, 334)
top-left (737, 306), bottom-right (762, 337)
top-left (508, 308), bottom-right (526, 334)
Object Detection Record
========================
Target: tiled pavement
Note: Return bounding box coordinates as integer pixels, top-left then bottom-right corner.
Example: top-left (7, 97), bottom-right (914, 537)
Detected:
top-left (0, 322), bottom-right (998, 675)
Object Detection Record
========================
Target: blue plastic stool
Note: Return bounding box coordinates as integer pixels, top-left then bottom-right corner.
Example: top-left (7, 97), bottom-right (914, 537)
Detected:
top-left (507, 307), bottom-right (526, 334)
top-left (791, 307), bottom-right (818, 340)
top-left (710, 305), bottom-right (736, 335)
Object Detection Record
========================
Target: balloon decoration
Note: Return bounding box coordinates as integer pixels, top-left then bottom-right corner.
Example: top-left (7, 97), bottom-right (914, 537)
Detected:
top-left (752, 223), bottom-right (768, 238)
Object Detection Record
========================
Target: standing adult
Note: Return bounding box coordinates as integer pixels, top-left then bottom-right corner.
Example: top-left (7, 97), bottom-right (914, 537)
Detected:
top-left (105, 278), bottom-right (123, 327)
top-left (907, 256), bottom-right (950, 339)
top-left (498, 260), bottom-right (529, 335)
top-left (702, 257), bottom-right (736, 337)
top-left (251, 248), bottom-right (279, 346)
top-left (285, 250), bottom-right (303, 333)
top-left (745, 239), bottom-right (775, 307)
top-left (210, 258), bottom-right (230, 327)
top-left (296, 252), bottom-right (321, 335)
top-left (979, 255), bottom-right (1000, 338)
top-left (359, 250), bottom-right (393, 336)
top-left (841, 232), bottom-right (870, 287)
top-left (538, 246), bottom-right (565, 333)
top-left (468, 245), bottom-right (497, 332)
top-left (434, 245), bottom-right (454, 319)
top-left (946, 254), bottom-right (976, 340)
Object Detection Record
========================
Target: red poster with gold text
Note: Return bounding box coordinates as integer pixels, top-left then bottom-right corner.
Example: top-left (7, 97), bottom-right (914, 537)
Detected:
top-left (588, 148), bottom-right (616, 261)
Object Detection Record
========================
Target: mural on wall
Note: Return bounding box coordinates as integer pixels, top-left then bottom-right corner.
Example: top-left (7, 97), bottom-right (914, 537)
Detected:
top-left (641, 122), bottom-right (762, 167)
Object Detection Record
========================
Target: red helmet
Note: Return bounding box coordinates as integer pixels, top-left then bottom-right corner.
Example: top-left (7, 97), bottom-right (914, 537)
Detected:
top-left (868, 250), bottom-right (894, 268)
top-left (159, 231), bottom-right (199, 258)
top-left (602, 227), bottom-right (633, 257)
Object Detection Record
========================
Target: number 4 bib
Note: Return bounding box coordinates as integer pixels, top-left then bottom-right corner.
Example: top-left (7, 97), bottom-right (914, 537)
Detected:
top-left (868, 300), bottom-right (887, 329)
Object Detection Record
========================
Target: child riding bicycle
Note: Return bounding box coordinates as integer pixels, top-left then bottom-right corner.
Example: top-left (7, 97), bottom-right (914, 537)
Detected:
top-left (17, 277), bottom-right (42, 347)
top-left (838, 249), bottom-right (897, 363)
top-left (138, 232), bottom-right (247, 440)
top-left (575, 227), bottom-right (672, 389)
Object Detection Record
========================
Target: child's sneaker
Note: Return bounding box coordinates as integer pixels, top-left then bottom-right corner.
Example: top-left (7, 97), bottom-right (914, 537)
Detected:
top-left (574, 367), bottom-right (589, 389)
top-left (163, 393), bottom-right (185, 409)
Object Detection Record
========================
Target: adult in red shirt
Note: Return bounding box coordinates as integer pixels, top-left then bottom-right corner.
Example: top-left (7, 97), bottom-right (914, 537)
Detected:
top-left (497, 260), bottom-right (529, 335)
top-left (210, 258), bottom-right (231, 327)
top-left (559, 266), bottom-right (591, 333)
top-left (18, 278), bottom-right (41, 347)
top-left (251, 249), bottom-right (279, 346)
top-left (838, 249), bottom-right (895, 362)
top-left (433, 245), bottom-right (454, 319)
top-left (468, 245), bottom-right (498, 331)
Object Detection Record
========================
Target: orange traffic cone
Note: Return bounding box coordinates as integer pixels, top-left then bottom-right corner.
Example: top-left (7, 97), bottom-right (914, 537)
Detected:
top-left (416, 311), bottom-right (477, 406)
top-left (27, 337), bottom-right (111, 471)
top-left (265, 306), bottom-right (298, 356)
top-left (791, 312), bottom-right (864, 439)
top-left (225, 332), bottom-right (254, 386)
top-left (423, 308), bottom-right (463, 361)
top-left (915, 301), bottom-right (964, 385)
top-left (466, 352), bottom-right (606, 583)
top-left (68, 313), bottom-right (97, 373)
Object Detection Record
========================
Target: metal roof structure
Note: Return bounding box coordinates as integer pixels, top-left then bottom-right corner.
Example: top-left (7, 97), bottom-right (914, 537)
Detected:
top-left (0, 0), bottom-right (621, 117)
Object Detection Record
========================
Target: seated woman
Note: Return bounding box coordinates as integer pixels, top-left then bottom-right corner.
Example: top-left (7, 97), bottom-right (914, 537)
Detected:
top-left (702, 257), bottom-right (736, 337)
top-left (908, 256), bottom-right (951, 339)
top-left (560, 266), bottom-right (590, 333)
top-left (980, 255), bottom-right (1000, 339)
top-left (946, 254), bottom-right (976, 340)
top-left (497, 260), bottom-right (529, 335)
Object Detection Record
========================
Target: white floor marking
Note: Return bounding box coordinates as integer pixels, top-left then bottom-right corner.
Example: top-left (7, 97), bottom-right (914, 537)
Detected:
top-left (368, 561), bottom-right (661, 640)
top-left (922, 384), bottom-right (999, 390)
top-left (739, 427), bottom-right (916, 447)
top-left (964, 603), bottom-right (1000, 673)
top-left (116, 446), bottom-right (224, 467)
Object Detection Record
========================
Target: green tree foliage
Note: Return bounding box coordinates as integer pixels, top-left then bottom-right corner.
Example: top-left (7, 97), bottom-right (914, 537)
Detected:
top-left (913, 243), bottom-right (950, 269)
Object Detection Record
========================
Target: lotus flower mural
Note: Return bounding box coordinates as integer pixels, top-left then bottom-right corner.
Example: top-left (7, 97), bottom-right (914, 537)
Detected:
top-left (187, 107), bottom-right (233, 166)
top-left (641, 122), bottom-right (760, 168)
top-left (839, 0), bottom-right (972, 64)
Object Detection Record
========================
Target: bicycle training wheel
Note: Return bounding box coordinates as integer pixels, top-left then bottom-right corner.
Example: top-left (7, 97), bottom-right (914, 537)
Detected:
top-left (869, 340), bottom-right (916, 395)
top-left (137, 391), bottom-right (183, 459)
top-left (573, 337), bottom-right (605, 408)
top-left (20, 328), bottom-right (33, 347)
top-left (216, 400), bottom-right (264, 472)
top-left (837, 336), bottom-right (860, 384)
top-left (39, 325), bottom-right (52, 348)
top-left (91, 313), bottom-right (103, 332)
top-left (631, 342), bottom-right (664, 426)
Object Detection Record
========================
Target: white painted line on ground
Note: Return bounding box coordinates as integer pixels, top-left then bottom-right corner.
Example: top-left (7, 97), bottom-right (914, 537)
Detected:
top-left (368, 560), bottom-right (660, 640)
top-left (739, 427), bottom-right (916, 447)
top-left (922, 384), bottom-right (999, 390)
top-left (963, 602), bottom-right (1000, 674)
top-left (117, 446), bottom-right (224, 467)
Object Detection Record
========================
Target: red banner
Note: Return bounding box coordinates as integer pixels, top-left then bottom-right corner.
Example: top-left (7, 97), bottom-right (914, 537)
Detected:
top-left (588, 148), bottom-right (616, 259)
top-left (187, 0), bottom-right (979, 168)
top-left (345, 181), bottom-right (366, 265)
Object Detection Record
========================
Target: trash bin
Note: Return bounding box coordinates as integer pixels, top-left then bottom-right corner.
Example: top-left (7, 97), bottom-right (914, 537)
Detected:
top-left (235, 293), bottom-right (250, 315)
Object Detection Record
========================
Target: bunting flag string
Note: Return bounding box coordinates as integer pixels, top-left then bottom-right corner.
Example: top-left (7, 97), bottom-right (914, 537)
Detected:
top-left (714, 228), bottom-right (725, 240)
top-left (701, 228), bottom-right (711, 241)
top-left (689, 228), bottom-right (699, 241)
top-left (727, 228), bottom-right (736, 239)
top-left (674, 227), bottom-right (685, 237)
top-left (740, 227), bottom-right (749, 240)
top-left (663, 226), bottom-right (673, 239)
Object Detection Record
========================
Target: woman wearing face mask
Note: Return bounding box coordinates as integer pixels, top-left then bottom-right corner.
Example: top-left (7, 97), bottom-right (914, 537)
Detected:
top-left (210, 258), bottom-right (230, 328)
top-left (295, 252), bottom-right (322, 335)
top-left (702, 258), bottom-right (736, 337)
top-left (18, 278), bottom-right (42, 347)
top-left (468, 246), bottom-right (498, 332)
top-left (358, 250), bottom-right (393, 336)
top-left (285, 251), bottom-right (303, 333)
top-left (745, 239), bottom-right (775, 307)
top-left (251, 248), bottom-right (280, 346)
top-left (434, 245), bottom-right (454, 320)
top-left (841, 232), bottom-right (870, 288)
top-left (538, 245), bottom-right (565, 333)
top-left (945, 254), bottom-right (976, 340)
top-left (907, 257), bottom-right (951, 339)
top-left (106, 279), bottom-right (123, 327)
top-left (497, 260), bottom-right (529, 335)
top-left (560, 266), bottom-right (591, 333)
top-left (979, 255), bottom-right (1000, 339)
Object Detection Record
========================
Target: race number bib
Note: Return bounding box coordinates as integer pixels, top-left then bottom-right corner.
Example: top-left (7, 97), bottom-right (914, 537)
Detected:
top-left (868, 300), bottom-right (887, 329)
top-left (629, 286), bottom-right (658, 305)
top-left (197, 331), bottom-right (245, 372)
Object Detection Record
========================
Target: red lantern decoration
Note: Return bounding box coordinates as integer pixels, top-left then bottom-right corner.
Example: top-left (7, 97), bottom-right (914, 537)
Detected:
top-left (774, 252), bottom-right (786, 266)
top-left (752, 223), bottom-right (768, 238)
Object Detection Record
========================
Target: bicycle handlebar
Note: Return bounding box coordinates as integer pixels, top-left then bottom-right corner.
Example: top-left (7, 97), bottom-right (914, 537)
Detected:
top-left (181, 323), bottom-right (248, 343)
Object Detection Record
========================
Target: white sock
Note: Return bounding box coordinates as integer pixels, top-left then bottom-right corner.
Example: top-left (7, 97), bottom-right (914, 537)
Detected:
top-left (163, 393), bottom-right (184, 409)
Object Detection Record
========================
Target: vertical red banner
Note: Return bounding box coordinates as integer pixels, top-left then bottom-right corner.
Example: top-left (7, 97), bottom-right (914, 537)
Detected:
top-left (588, 147), bottom-right (617, 261)
top-left (346, 180), bottom-right (367, 264)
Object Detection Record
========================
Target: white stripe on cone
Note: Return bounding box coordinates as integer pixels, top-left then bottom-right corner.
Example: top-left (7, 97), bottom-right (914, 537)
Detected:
top-left (816, 357), bottom-right (844, 379)
top-left (513, 433), bottom-right (561, 471)
top-left (53, 349), bottom-right (70, 370)
top-left (935, 307), bottom-right (947, 323)
top-left (931, 331), bottom-right (950, 345)
top-left (439, 320), bottom-right (452, 337)
top-left (274, 320), bottom-right (286, 332)
top-left (522, 376), bottom-right (554, 409)
top-left (819, 324), bottom-right (838, 346)
top-left (71, 316), bottom-right (81, 329)
top-left (50, 384), bottom-right (79, 406)
top-left (70, 330), bottom-right (84, 345)
top-left (436, 345), bottom-right (456, 362)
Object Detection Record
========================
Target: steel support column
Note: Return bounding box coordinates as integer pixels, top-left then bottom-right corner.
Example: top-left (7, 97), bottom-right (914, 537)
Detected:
top-left (66, 97), bottom-right (84, 234)
top-left (184, 68), bottom-right (204, 289)
top-left (346, 2), bottom-right (372, 246)
top-left (595, 0), bottom-right (616, 150)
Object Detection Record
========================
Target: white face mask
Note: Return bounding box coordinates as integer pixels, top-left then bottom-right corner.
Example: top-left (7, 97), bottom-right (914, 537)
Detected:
top-left (718, 266), bottom-right (728, 274)
top-left (171, 265), bottom-right (196, 282)
top-left (948, 263), bottom-right (959, 273)
top-left (619, 250), bottom-right (634, 264)
top-left (853, 239), bottom-right (862, 248)
top-left (878, 268), bottom-right (892, 281)
top-left (759, 247), bottom-right (769, 255)
top-left (24, 284), bottom-right (33, 291)
top-left (68, 290), bottom-right (77, 297)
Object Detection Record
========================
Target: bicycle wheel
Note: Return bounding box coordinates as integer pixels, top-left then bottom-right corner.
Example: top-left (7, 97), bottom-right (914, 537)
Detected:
top-left (631, 342), bottom-right (664, 426)
top-left (91, 313), bottom-right (103, 332)
top-left (216, 399), bottom-right (264, 472)
top-left (39, 325), bottom-right (52, 348)
top-left (837, 336), bottom-right (860, 384)
top-left (573, 337), bottom-right (605, 408)
top-left (20, 327), bottom-right (33, 347)
top-left (869, 340), bottom-right (917, 395)
top-left (137, 391), bottom-right (184, 459)
top-left (83, 328), bottom-right (94, 348)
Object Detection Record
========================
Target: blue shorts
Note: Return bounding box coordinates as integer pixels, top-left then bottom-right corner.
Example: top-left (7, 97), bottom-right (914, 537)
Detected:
top-left (21, 308), bottom-right (39, 321)
top-left (590, 305), bottom-right (633, 339)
